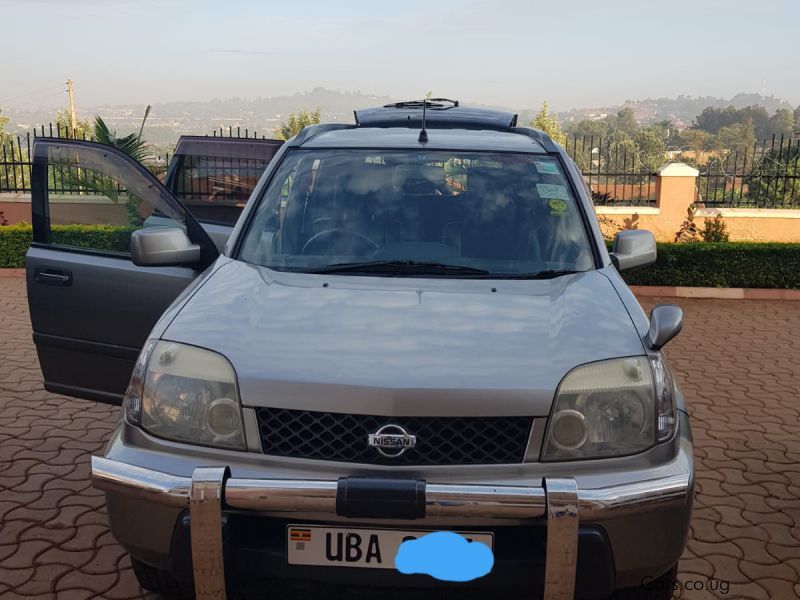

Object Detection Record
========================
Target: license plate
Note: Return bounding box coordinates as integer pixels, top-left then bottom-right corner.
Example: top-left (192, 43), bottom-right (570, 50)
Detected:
top-left (287, 525), bottom-right (494, 570)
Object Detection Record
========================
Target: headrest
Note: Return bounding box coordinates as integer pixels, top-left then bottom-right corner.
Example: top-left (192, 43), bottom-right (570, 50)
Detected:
top-left (338, 164), bottom-right (390, 195)
top-left (466, 167), bottom-right (507, 189)
top-left (392, 164), bottom-right (445, 194)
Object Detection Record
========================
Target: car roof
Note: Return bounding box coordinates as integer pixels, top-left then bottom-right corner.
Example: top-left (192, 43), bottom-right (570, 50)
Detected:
top-left (292, 101), bottom-right (555, 154)
top-left (301, 127), bottom-right (548, 153)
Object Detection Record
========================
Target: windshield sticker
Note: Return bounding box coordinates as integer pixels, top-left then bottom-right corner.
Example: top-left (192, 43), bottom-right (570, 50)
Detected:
top-left (536, 183), bottom-right (569, 200)
top-left (549, 198), bottom-right (568, 216)
top-left (534, 160), bottom-right (559, 174)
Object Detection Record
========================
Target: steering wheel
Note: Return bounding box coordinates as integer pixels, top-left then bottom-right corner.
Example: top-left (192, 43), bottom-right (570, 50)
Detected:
top-left (301, 228), bottom-right (379, 255)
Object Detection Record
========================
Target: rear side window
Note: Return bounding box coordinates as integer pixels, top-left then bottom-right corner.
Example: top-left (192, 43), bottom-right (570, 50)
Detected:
top-left (172, 154), bottom-right (270, 225)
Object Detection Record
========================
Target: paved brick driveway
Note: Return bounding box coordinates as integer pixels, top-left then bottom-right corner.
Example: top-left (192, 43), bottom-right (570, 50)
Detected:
top-left (1, 275), bottom-right (799, 599)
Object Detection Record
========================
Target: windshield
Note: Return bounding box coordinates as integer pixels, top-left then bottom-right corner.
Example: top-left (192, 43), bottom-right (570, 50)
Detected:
top-left (239, 149), bottom-right (594, 277)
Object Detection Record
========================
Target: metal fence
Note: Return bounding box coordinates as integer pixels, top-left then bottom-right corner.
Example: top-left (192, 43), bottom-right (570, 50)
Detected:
top-left (4, 126), bottom-right (800, 209)
top-left (565, 135), bottom-right (657, 207)
top-left (1, 129), bottom-right (171, 196)
top-left (0, 133), bottom-right (32, 193)
top-left (0, 122), bottom-right (276, 195)
top-left (697, 135), bottom-right (800, 208)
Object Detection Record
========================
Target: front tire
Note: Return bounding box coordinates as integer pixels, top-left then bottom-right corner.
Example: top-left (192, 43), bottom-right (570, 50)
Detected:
top-left (131, 557), bottom-right (194, 599)
top-left (610, 564), bottom-right (678, 600)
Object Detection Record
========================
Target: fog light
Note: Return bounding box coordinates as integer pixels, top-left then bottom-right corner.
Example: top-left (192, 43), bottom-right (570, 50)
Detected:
top-left (550, 409), bottom-right (587, 451)
top-left (206, 397), bottom-right (242, 438)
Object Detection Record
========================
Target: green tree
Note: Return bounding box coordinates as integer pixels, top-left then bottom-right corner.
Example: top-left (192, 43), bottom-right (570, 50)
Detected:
top-left (605, 131), bottom-right (638, 172)
top-left (694, 106), bottom-right (737, 133)
top-left (694, 105), bottom-right (771, 139)
top-left (743, 106), bottom-right (772, 139)
top-left (794, 105), bottom-right (800, 131)
top-left (0, 107), bottom-right (30, 193)
top-left (275, 108), bottom-right (322, 140)
top-left (610, 107), bottom-right (639, 137)
top-left (679, 129), bottom-right (711, 154)
top-left (713, 118), bottom-right (755, 153)
top-left (748, 144), bottom-right (800, 206)
top-left (635, 127), bottom-right (667, 171)
top-left (769, 108), bottom-right (795, 138)
top-left (0, 107), bottom-right (9, 142)
top-left (531, 100), bottom-right (566, 146)
top-left (566, 118), bottom-right (609, 141)
top-left (55, 109), bottom-right (92, 139)
top-left (653, 119), bottom-right (681, 147)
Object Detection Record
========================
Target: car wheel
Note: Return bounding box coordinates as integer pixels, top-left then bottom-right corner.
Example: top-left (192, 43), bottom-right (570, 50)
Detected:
top-left (609, 564), bottom-right (678, 600)
top-left (131, 557), bottom-right (194, 599)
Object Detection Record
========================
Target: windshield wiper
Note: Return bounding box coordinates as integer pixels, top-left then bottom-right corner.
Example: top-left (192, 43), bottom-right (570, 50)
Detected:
top-left (491, 269), bottom-right (582, 280)
top-left (305, 260), bottom-right (493, 277)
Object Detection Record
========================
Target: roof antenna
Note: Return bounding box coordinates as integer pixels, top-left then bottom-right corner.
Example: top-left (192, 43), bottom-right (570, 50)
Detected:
top-left (418, 98), bottom-right (428, 143)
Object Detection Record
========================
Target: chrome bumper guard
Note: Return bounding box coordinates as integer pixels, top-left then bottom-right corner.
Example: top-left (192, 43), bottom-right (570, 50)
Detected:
top-left (91, 456), bottom-right (690, 600)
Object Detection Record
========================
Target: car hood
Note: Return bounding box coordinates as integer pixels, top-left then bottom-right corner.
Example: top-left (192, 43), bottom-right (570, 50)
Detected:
top-left (163, 260), bottom-right (645, 417)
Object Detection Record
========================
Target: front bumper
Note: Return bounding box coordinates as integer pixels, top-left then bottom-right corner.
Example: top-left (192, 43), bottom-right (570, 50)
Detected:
top-left (92, 453), bottom-right (692, 600)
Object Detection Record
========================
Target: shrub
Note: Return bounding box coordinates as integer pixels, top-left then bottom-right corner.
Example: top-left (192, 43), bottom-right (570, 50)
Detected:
top-left (50, 224), bottom-right (135, 253)
top-left (674, 204), bottom-right (699, 242)
top-left (615, 242), bottom-right (800, 289)
top-left (0, 223), bottom-right (33, 268)
top-left (0, 224), bottom-right (135, 268)
top-left (700, 215), bottom-right (730, 242)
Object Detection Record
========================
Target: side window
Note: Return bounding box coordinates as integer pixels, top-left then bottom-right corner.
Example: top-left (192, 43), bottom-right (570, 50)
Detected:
top-left (173, 155), bottom-right (269, 225)
top-left (36, 141), bottom-right (184, 255)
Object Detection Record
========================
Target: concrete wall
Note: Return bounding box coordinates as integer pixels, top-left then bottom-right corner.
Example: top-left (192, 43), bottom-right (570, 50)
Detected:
top-left (595, 163), bottom-right (800, 243)
top-left (0, 193), bottom-right (129, 226)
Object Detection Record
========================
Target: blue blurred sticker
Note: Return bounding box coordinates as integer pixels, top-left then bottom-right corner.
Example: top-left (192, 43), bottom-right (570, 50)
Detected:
top-left (395, 531), bottom-right (494, 582)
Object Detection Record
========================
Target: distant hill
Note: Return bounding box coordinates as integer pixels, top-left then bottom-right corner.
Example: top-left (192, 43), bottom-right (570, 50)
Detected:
top-left (4, 87), bottom-right (398, 150)
top-left (4, 88), bottom-right (796, 150)
top-left (557, 93), bottom-right (796, 129)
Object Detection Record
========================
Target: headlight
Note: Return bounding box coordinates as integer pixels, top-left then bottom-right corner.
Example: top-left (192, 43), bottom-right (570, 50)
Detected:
top-left (542, 356), bottom-right (664, 461)
top-left (124, 340), bottom-right (246, 450)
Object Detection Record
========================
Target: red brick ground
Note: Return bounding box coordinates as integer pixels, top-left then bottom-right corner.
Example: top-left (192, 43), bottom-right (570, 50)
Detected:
top-left (1, 276), bottom-right (799, 599)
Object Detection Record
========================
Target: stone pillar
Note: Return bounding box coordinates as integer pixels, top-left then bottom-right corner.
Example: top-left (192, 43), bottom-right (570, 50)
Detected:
top-left (653, 162), bottom-right (699, 240)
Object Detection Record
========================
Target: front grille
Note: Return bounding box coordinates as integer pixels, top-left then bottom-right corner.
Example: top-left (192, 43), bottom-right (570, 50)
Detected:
top-left (255, 408), bottom-right (533, 466)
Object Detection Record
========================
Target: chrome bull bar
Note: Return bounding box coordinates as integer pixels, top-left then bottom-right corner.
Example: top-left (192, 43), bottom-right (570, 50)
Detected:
top-left (91, 456), bottom-right (690, 600)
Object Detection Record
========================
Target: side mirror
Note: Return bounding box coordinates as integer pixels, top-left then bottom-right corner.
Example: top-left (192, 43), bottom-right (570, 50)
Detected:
top-left (610, 230), bottom-right (656, 271)
top-left (647, 305), bottom-right (683, 350)
top-left (131, 227), bottom-right (200, 267)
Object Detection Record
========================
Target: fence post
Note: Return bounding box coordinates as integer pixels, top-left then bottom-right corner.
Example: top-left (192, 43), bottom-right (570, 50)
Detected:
top-left (654, 162), bottom-right (699, 240)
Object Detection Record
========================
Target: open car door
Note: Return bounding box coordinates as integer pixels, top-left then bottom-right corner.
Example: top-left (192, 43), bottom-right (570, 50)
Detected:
top-left (26, 138), bottom-right (219, 404)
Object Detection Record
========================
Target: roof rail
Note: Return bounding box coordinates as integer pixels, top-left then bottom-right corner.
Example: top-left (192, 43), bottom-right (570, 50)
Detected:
top-left (510, 127), bottom-right (560, 152)
top-left (287, 123), bottom-right (354, 147)
top-left (354, 103), bottom-right (518, 131)
top-left (383, 98), bottom-right (460, 109)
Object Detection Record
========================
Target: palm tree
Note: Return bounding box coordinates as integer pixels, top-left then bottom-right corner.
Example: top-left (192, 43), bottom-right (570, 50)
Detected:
top-left (68, 105), bottom-right (153, 226)
top-left (92, 105), bottom-right (152, 162)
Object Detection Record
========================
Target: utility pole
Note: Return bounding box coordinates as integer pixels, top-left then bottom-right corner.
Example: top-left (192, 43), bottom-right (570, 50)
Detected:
top-left (66, 79), bottom-right (77, 137)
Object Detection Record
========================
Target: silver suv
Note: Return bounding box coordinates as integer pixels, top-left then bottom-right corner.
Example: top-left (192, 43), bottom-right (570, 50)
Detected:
top-left (26, 99), bottom-right (693, 599)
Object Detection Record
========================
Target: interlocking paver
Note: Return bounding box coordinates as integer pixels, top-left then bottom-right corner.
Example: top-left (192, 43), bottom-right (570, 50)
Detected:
top-left (1, 276), bottom-right (799, 599)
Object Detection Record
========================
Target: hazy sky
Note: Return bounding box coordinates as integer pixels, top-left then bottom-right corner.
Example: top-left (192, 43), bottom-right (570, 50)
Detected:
top-left (2, 0), bottom-right (798, 110)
